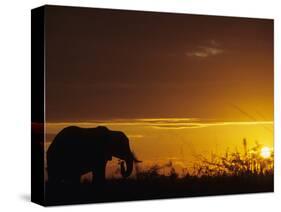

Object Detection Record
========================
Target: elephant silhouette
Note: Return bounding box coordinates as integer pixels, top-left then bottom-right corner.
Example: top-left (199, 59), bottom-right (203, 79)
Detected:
top-left (47, 126), bottom-right (141, 184)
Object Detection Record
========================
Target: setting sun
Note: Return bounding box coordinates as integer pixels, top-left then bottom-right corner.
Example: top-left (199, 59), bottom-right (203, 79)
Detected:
top-left (260, 146), bottom-right (271, 159)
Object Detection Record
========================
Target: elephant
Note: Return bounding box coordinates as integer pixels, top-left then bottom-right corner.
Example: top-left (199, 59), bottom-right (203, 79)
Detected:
top-left (47, 126), bottom-right (141, 185)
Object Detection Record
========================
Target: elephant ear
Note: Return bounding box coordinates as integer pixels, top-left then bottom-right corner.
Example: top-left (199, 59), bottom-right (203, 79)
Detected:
top-left (105, 136), bottom-right (113, 161)
top-left (95, 126), bottom-right (112, 161)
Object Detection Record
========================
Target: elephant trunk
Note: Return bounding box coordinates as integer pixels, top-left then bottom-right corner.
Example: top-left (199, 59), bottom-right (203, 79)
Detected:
top-left (120, 156), bottom-right (133, 178)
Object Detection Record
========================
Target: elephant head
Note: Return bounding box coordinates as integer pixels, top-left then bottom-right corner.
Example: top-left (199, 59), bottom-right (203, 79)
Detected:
top-left (107, 131), bottom-right (141, 178)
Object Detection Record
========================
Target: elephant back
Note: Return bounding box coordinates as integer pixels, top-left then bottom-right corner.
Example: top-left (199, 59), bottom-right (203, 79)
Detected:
top-left (47, 126), bottom-right (110, 165)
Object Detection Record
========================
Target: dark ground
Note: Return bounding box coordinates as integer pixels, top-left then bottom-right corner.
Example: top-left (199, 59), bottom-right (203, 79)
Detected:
top-left (45, 173), bottom-right (273, 206)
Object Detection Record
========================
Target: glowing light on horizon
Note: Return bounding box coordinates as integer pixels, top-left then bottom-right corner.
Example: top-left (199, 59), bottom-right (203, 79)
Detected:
top-left (260, 146), bottom-right (271, 159)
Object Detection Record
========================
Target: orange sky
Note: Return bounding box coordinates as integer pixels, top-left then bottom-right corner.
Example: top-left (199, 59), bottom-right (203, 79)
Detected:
top-left (44, 6), bottom-right (273, 177)
top-left (45, 119), bottom-right (273, 177)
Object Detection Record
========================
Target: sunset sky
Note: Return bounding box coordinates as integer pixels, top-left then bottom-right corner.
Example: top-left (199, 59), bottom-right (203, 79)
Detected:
top-left (44, 6), bottom-right (273, 176)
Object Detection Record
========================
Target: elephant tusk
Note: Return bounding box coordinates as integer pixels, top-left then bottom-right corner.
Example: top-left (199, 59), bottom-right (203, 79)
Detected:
top-left (131, 151), bottom-right (142, 163)
top-left (133, 159), bottom-right (142, 163)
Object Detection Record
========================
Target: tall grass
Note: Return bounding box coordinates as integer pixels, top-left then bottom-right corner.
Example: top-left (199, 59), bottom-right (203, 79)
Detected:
top-left (192, 139), bottom-right (273, 177)
top-left (133, 139), bottom-right (274, 179)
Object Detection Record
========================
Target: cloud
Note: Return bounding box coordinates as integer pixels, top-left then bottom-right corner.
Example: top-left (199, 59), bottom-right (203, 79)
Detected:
top-left (127, 134), bottom-right (144, 139)
top-left (46, 119), bottom-right (273, 130)
top-left (151, 120), bottom-right (273, 130)
top-left (186, 40), bottom-right (224, 58)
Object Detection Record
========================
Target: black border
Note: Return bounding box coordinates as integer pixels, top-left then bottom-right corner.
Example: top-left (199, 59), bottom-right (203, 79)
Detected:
top-left (31, 6), bottom-right (45, 206)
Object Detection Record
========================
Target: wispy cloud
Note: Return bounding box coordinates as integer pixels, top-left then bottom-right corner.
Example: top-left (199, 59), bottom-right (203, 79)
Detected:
top-left (127, 134), bottom-right (144, 139)
top-left (151, 120), bottom-right (273, 130)
top-left (186, 40), bottom-right (224, 58)
top-left (46, 118), bottom-right (273, 130)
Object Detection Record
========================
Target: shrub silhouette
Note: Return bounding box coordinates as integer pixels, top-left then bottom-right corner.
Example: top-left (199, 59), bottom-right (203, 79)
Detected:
top-left (45, 138), bottom-right (273, 205)
top-left (192, 139), bottom-right (273, 177)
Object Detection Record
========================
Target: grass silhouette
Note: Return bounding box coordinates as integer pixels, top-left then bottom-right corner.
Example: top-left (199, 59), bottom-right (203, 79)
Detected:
top-left (45, 139), bottom-right (273, 206)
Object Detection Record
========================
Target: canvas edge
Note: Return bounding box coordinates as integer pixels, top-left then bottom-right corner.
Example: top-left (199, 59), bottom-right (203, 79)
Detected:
top-left (31, 5), bottom-right (46, 207)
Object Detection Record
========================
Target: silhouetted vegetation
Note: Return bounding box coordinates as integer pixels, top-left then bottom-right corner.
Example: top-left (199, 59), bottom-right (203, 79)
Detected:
top-left (192, 139), bottom-right (273, 177)
top-left (45, 139), bottom-right (273, 206)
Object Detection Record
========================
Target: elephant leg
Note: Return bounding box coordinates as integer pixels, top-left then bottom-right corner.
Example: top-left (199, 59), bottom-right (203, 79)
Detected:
top-left (65, 174), bottom-right (81, 185)
top-left (48, 174), bottom-right (62, 185)
top-left (47, 168), bottom-right (64, 185)
top-left (92, 161), bottom-right (107, 185)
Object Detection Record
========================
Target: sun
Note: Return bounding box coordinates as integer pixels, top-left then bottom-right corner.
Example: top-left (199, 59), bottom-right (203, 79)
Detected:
top-left (260, 146), bottom-right (271, 159)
